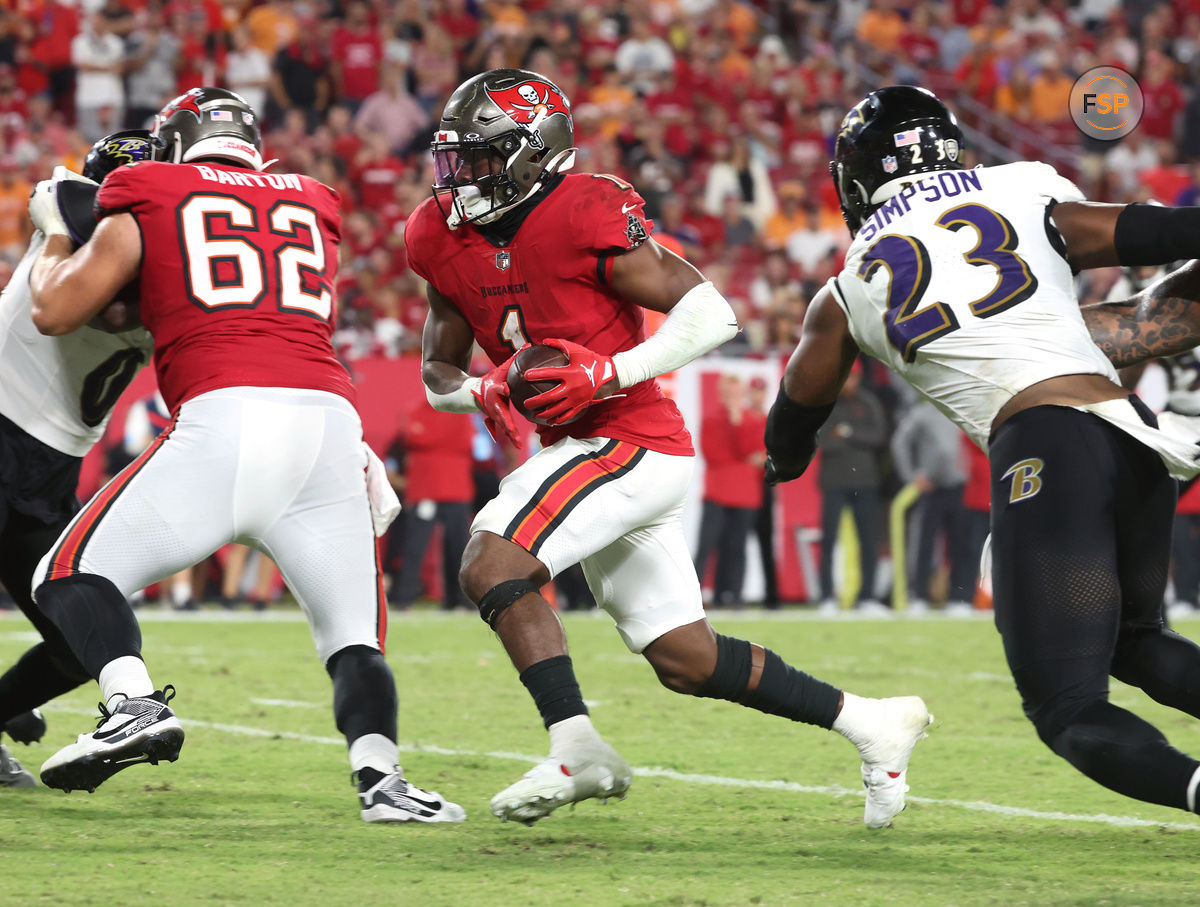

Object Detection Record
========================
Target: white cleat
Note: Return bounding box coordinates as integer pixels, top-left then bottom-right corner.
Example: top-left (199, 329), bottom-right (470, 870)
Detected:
top-left (40, 687), bottom-right (184, 793)
top-left (0, 744), bottom-right (37, 788)
top-left (490, 741), bottom-right (633, 825)
top-left (357, 770), bottom-right (466, 824)
top-left (855, 696), bottom-right (933, 828)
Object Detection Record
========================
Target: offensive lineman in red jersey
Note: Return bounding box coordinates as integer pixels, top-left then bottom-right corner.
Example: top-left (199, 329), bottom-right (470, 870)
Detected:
top-left (410, 68), bottom-right (933, 827)
top-left (24, 88), bottom-right (464, 823)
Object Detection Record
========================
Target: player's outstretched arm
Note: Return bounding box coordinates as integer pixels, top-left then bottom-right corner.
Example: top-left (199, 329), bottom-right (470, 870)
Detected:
top-left (765, 286), bottom-right (860, 485)
top-left (1081, 260), bottom-right (1200, 368)
top-left (1052, 201), bottom-right (1200, 273)
top-left (604, 238), bottom-right (741, 390)
top-left (30, 213), bottom-right (141, 336)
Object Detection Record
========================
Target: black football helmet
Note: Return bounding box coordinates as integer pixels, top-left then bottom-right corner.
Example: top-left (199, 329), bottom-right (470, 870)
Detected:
top-left (830, 86), bottom-right (965, 233)
top-left (150, 87), bottom-right (263, 170)
top-left (431, 68), bottom-right (577, 228)
top-left (82, 129), bottom-right (152, 182)
top-left (58, 129), bottom-right (154, 245)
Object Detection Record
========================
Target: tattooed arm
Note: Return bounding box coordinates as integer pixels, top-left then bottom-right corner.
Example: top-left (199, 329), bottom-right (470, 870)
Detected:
top-left (1081, 261), bottom-right (1200, 368)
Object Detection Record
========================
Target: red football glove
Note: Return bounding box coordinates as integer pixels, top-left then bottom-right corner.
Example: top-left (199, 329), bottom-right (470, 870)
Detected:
top-left (472, 346), bottom-right (526, 447)
top-left (524, 338), bottom-right (617, 426)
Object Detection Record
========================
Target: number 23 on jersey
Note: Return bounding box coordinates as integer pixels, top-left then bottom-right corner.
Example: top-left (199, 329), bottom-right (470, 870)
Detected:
top-left (858, 202), bottom-right (1038, 362)
top-left (178, 193), bottom-right (333, 320)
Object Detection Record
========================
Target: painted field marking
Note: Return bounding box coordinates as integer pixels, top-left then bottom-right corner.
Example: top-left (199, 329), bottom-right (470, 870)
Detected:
top-left (39, 704), bottom-right (1200, 832)
top-left (250, 698), bottom-right (322, 708)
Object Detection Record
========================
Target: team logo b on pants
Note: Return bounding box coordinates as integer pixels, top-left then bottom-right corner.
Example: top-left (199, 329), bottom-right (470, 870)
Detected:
top-left (1002, 458), bottom-right (1044, 503)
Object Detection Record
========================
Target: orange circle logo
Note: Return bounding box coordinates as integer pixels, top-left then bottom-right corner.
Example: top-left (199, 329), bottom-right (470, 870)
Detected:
top-left (1070, 67), bottom-right (1144, 140)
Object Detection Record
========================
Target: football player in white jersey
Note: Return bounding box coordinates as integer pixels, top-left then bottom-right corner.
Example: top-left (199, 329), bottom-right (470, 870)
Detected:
top-left (0, 131), bottom-right (154, 787)
top-left (767, 85), bottom-right (1200, 816)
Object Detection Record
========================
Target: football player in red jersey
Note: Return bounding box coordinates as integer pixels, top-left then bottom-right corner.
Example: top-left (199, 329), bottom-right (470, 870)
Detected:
top-left (23, 88), bottom-right (464, 823)
top-left (410, 69), bottom-right (932, 827)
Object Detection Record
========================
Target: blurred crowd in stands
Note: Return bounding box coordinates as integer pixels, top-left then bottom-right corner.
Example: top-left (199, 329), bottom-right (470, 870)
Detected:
top-left (4, 0), bottom-right (1200, 359)
top-left (4, 0), bottom-right (1200, 611)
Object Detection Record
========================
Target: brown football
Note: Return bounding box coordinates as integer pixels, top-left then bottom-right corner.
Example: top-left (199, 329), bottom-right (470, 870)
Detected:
top-left (507, 344), bottom-right (570, 426)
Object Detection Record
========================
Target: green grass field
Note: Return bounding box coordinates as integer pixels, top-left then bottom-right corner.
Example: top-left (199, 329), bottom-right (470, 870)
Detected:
top-left (4, 609), bottom-right (1200, 906)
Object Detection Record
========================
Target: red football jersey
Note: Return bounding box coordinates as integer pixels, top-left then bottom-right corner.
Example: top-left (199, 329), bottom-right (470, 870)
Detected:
top-left (96, 161), bottom-right (354, 412)
top-left (405, 173), bottom-right (693, 456)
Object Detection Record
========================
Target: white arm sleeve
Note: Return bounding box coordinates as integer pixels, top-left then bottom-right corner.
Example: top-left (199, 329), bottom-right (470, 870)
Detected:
top-left (612, 281), bottom-right (740, 388)
top-left (425, 375), bottom-right (481, 413)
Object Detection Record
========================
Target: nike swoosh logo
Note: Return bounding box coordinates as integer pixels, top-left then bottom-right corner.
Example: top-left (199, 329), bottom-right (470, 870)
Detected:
top-left (621, 203), bottom-right (637, 214)
top-left (374, 790), bottom-right (443, 812)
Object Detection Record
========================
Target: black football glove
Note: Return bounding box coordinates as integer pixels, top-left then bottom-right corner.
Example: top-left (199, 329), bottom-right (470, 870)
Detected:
top-left (763, 384), bottom-right (834, 486)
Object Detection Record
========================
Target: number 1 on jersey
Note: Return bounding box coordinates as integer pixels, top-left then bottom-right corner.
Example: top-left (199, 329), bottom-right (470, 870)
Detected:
top-left (498, 305), bottom-right (530, 352)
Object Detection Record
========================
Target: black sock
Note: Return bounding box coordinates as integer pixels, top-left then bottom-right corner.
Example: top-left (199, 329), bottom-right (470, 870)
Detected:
top-left (356, 766), bottom-right (386, 788)
top-left (741, 649), bottom-right (842, 729)
top-left (519, 655), bottom-right (588, 729)
top-left (35, 574), bottom-right (141, 677)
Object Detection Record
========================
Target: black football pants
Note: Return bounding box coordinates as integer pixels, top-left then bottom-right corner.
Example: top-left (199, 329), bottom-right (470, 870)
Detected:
top-left (990, 403), bottom-right (1200, 812)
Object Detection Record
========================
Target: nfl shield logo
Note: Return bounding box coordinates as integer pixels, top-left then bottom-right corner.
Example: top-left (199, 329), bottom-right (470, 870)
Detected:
top-left (882, 155), bottom-right (898, 174)
top-left (495, 251), bottom-right (511, 271)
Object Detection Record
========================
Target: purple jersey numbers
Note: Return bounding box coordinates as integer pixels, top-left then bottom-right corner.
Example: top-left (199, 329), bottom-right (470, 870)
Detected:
top-left (859, 202), bottom-right (1038, 363)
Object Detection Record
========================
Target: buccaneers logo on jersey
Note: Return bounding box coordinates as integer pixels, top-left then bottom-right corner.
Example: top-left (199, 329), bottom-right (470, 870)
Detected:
top-left (485, 80), bottom-right (570, 150)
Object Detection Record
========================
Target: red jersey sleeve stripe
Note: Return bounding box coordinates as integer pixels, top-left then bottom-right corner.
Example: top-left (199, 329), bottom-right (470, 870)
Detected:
top-left (373, 535), bottom-right (387, 653)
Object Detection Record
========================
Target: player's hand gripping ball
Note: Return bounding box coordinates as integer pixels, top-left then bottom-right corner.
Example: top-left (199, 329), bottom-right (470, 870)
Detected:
top-left (473, 346), bottom-right (526, 446)
top-left (507, 344), bottom-right (571, 426)
top-left (520, 338), bottom-right (617, 426)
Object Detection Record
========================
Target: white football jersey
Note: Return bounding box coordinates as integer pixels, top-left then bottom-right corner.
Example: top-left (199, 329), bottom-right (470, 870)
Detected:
top-left (831, 161), bottom-right (1117, 451)
top-left (0, 232), bottom-right (153, 457)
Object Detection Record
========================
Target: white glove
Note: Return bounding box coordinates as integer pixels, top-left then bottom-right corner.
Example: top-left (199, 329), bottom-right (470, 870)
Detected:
top-left (28, 166), bottom-right (96, 238)
top-left (363, 442), bottom-right (401, 537)
top-left (28, 178), bottom-right (70, 237)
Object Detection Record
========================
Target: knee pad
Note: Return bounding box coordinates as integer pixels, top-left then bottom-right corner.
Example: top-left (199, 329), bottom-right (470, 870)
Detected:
top-left (694, 634), bottom-right (753, 701)
top-left (477, 579), bottom-right (538, 629)
top-left (326, 644), bottom-right (397, 743)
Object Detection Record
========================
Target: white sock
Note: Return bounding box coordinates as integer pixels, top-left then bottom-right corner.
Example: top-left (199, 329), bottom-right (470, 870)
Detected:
top-left (548, 714), bottom-right (602, 755)
top-left (98, 656), bottom-right (155, 710)
top-left (348, 733), bottom-right (399, 776)
top-left (831, 692), bottom-right (878, 749)
top-left (171, 581), bottom-right (192, 607)
top-left (1187, 764), bottom-right (1200, 813)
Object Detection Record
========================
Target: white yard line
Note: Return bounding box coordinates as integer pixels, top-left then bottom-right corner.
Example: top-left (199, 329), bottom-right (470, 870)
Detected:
top-left (38, 704), bottom-right (1200, 832)
top-left (249, 698), bottom-right (322, 708)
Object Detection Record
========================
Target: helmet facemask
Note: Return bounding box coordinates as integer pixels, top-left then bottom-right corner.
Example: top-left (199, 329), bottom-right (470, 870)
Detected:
top-left (432, 127), bottom-right (574, 228)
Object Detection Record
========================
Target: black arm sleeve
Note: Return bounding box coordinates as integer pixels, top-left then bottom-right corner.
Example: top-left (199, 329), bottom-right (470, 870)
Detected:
top-left (1114, 203), bottom-right (1200, 267)
top-left (763, 384), bottom-right (835, 485)
top-left (57, 181), bottom-right (99, 246)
